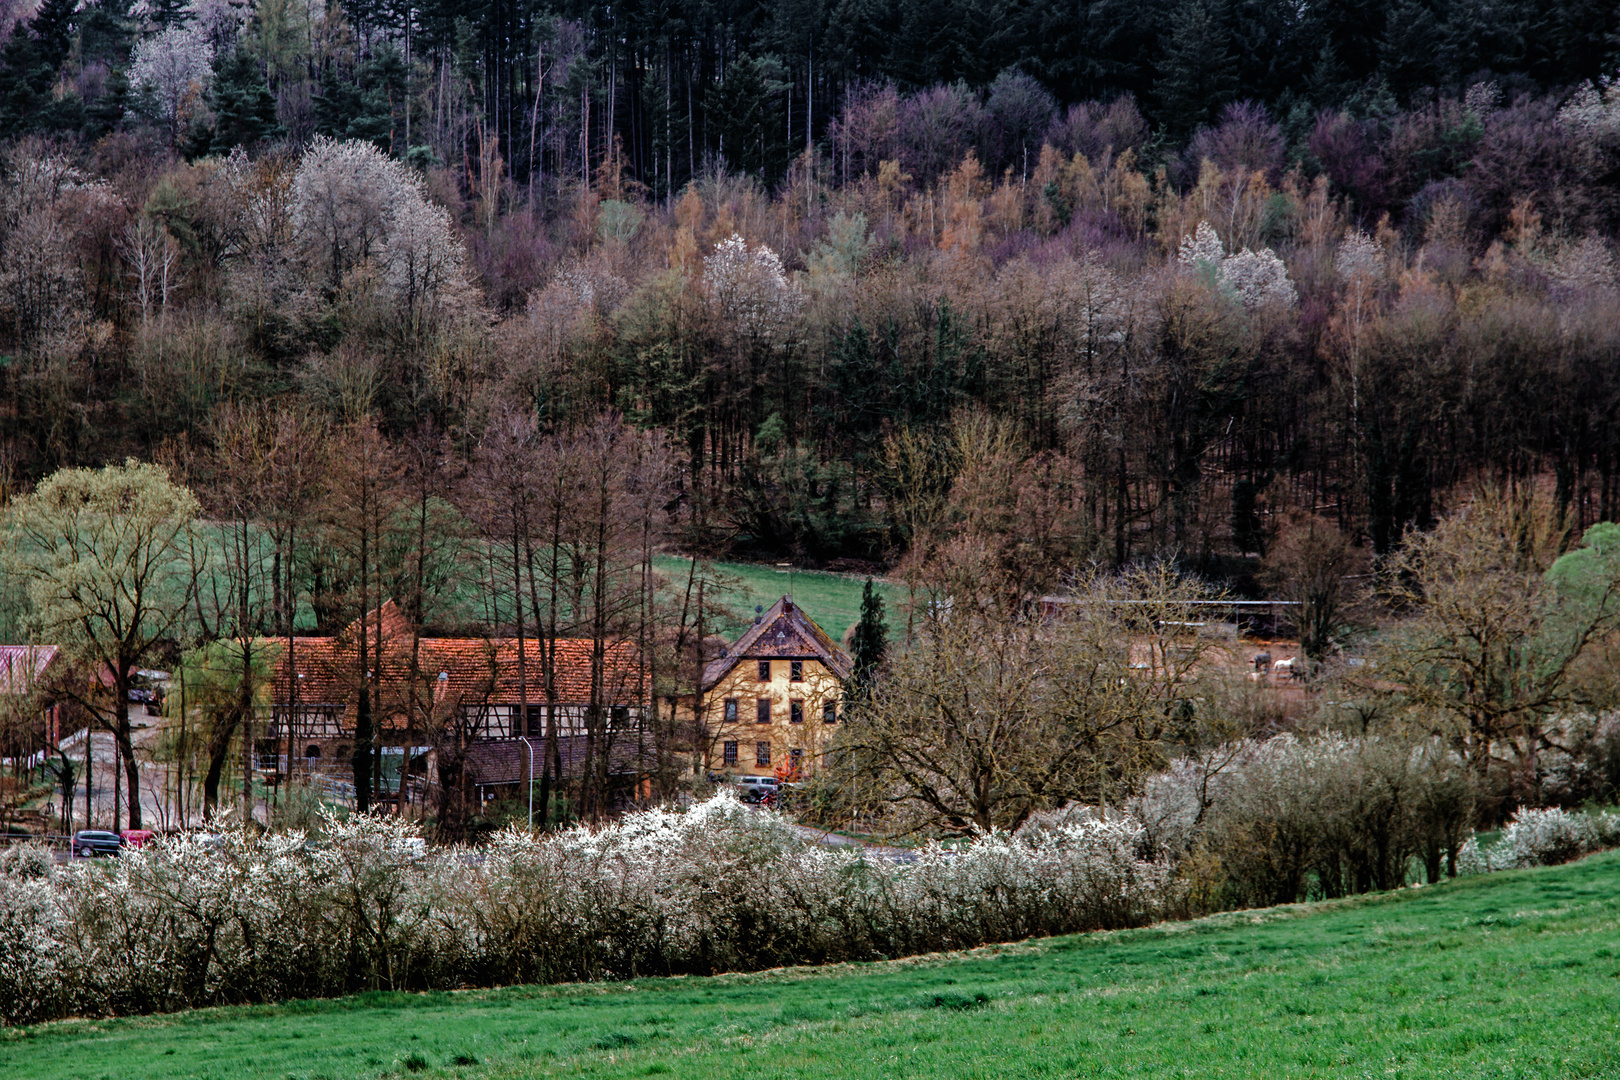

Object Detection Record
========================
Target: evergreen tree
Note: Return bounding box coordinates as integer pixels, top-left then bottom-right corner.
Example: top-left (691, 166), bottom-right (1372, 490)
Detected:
top-left (0, 0), bottom-right (84, 137)
top-left (1154, 0), bottom-right (1238, 136)
top-left (849, 578), bottom-right (888, 697)
top-left (207, 47), bottom-right (283, 153)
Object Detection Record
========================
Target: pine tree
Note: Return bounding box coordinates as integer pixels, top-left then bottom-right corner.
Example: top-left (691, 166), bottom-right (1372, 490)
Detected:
top-left (208, 47), bottom-right (283, 153)
top-left (1154, 0), bottom-right (1238, 136)
top-left (849, 578), bottom-right (888, 697)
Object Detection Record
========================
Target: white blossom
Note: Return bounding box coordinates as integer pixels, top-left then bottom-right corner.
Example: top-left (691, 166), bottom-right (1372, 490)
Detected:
top-left (1544, 234), bottom-right (1616, 293)
top-left (1334, 228), bottom-right (1385, 284)
top-left (1177, 219), bottom-right (1296, 309)
top-left (1557, 84), bottom-right (1620, 139)
top-left (0, 791), bottom-right (1176, 1024)
top-left (1176, 220), bottom-right (1225, 271)
top-left (130, 25), bottom-right (214, 130)
top-left (290, 137), bottom-right (471, 323)
top-left (703, 233), bottom-right (805, 342)
top-left (1222, 245), bottom-right (1298, 308)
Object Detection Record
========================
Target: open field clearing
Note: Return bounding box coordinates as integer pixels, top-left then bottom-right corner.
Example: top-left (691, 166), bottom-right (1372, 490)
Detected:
top-left (6, 851), bottom-right (1617, 1080)
top-left (651, 556), bottom-right (902, 640)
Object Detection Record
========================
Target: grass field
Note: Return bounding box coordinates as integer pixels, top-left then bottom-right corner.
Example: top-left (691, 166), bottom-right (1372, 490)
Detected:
top-left (7, 851), bottom-right (1618, 1080)
top-left (653, 556), bottom-right (904, 641)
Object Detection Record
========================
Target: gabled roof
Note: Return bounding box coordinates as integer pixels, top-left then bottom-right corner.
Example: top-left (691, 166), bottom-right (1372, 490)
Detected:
top-left (267, 602), bottom-right (644, 732)
top-left (701, 596), bottom-right (853, 689)
top-left (0, 645), bottom-right (60, 696)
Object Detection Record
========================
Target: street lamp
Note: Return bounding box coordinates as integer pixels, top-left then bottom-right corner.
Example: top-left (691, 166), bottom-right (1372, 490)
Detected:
top-left (526, 735), bottom-right (536, 830)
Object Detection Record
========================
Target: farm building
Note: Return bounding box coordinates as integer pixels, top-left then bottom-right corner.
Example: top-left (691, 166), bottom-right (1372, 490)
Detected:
top-left (262, 602), bottom-right (649, 792)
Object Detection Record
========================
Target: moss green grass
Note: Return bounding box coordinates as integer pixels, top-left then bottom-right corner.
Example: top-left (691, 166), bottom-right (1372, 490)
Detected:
top-left (7, 851), bottom-right (1619, 1080)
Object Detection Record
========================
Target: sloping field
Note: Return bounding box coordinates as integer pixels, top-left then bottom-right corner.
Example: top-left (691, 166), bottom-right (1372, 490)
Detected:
top-left (6, 851), bottom-right (1617, 1080)
top-left (653, 556), bottom-right (903, 641)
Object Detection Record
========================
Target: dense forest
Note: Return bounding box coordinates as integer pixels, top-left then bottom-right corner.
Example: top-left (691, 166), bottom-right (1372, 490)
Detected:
top-left (3, 0), bottom-right (1620, 592)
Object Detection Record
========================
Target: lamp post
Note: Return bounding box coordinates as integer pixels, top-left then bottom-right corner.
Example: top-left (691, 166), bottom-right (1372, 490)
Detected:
top-left (526, 733), bottom-right (536, 830)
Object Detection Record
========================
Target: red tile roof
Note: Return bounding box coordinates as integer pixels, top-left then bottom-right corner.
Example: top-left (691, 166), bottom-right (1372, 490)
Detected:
top-left (267, 602), bottom-right (645, 733)
top-left (0, 645), bottom-right (60, 695)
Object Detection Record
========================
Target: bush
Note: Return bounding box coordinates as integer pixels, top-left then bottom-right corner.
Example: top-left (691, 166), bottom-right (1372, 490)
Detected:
top-left (0, 793), bottom-right (1177, 1025)
top-left (1131, 733), bottom-right (1476, 907)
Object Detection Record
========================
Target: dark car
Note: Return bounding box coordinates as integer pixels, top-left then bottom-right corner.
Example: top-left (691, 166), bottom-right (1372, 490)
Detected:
top-left (72, 830), bottom-right (124, 858)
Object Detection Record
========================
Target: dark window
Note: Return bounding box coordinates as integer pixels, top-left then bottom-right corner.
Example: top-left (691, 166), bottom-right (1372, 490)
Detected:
top-left (523, 704), bottom-right (543, 736)
top-left (757, 698), bottom-right (771, 724)
top-left (790, 660), bottom-right (804, 681)
top-left (724, 698), bottom-right (738, 724)
top-left (790, 748), bottom-right (804, 765)
top-left (611, 706), bottom-right (629, 729)
top-left (723, 741), bottom-right (738, 765)
top-left (756, 742), bottom-right (771, 767)
top-left (757, 659), bottom-right (771, 681)
top-left (305, 744), bottom-right (322, 758)
top-left (823, 702), bottom-right (837, 724)
top-left (790, 700), bottom-right (804, 724)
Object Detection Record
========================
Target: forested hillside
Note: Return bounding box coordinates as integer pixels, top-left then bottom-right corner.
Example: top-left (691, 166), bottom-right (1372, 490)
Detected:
top-left (2, 0), bottom-right (1619, 583)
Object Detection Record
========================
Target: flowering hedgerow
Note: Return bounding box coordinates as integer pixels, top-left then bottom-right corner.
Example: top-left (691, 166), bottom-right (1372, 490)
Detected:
top-left (0, 793), bottom-right (1176, 1026)
top-left (1457, 806), bottom-right (1620, 874)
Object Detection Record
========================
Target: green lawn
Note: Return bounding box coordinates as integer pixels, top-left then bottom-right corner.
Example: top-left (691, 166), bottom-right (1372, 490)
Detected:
top-left (654, 557), bottom-right (904, 641)
top-left (7, 852), bottom-right (1620, 1080)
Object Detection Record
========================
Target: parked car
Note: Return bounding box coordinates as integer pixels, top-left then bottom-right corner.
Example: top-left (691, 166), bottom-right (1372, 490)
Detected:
top-left (736, 775), bottom-right (779, 804)
top-left (120, 829), bottom-right (156, 849)
top-left (72, 830), bottom-right (124, 858)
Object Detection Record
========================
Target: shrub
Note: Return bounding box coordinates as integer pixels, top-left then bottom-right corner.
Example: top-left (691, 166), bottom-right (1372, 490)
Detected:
top-left (0, 793), bottom-right (1176, 1025)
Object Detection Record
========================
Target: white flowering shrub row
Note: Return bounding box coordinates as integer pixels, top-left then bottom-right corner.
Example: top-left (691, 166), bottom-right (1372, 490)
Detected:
top-left (1456, 807), bottom-right (1620, 875)
top-left (0, 793), bottom-right (1175, 1025)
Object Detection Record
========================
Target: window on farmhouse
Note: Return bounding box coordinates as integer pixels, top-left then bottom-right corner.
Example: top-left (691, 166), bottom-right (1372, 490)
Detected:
top-left (790, 660), bottom-right (803, 681)
top-left (611, 706), bottom-right (629, 729)
top-left (724, 698), bottom-right (738, 724)
top-left (790, 700), bottom-right (803, 724)
top-left (757, 698), bottom-right (771, 724)
top-left (756, 742), bottom-right (771, 767)
top-left (757, 659), bottom-right (771, 681)
top-left (823, 702), bottom-right (837, 724)
top-left (723, 741), bottom-right (738, 765)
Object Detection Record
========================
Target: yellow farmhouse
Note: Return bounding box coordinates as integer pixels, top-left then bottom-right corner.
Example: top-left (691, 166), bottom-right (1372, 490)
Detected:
top-left (699, 596), bottom-right (853, 780)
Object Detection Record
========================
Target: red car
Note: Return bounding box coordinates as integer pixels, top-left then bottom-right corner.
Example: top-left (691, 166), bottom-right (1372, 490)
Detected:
top-left (120, 829), bottom-right (156, 849)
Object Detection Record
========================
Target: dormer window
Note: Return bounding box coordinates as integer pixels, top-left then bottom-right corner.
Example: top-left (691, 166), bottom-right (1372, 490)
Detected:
top-left (757, 659), bottom-right (771, 681)
top-left (790, 660), bottom-right (803, 682)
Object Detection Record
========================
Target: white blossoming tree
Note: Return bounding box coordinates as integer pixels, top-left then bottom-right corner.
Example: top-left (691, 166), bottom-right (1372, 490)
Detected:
top-left (130, 25), bottom-right (214, 143)
top-left (1177, 219), bottom-right (1297, 309)
top-left (290, 137), bottom-right (472, 334)
top-left (703, 233), bottom-right (805, 344)
top-left (1333, 228), bottom-right (1385, 285)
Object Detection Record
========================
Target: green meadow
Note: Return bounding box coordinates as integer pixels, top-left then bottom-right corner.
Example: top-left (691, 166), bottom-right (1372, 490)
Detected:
top-left (653, 556), bottom-right (904, 640)
top-left (7, 851), bottom-right (1618, 1080)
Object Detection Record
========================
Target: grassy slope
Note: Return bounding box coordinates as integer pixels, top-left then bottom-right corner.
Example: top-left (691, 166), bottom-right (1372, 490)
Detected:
top-left (653, 557), bottom-right (904, 642)
top-left (7, 852), bottom-right (1619, 1080)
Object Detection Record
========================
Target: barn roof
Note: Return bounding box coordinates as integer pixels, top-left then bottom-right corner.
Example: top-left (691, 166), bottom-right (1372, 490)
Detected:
top-left (268, 602), bottom-right (643, 731)
top-left (701, 596), bottom-right (852, 690)
top-left (0, 645), bottom-right (61, 696)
